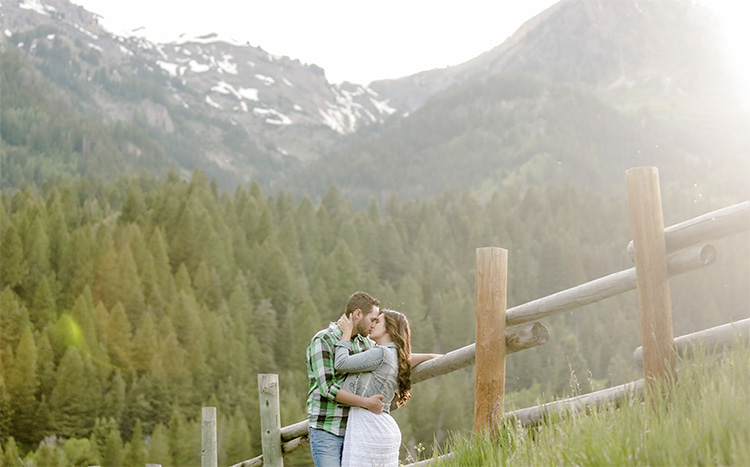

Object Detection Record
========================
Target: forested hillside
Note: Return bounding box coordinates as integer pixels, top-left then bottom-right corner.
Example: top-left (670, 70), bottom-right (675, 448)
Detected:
top-left (1, 171), bottom-right (746, 465)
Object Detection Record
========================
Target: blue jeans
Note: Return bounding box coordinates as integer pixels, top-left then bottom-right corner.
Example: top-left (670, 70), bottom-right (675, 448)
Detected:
top-left (309, 427), bottom-right (344, 467)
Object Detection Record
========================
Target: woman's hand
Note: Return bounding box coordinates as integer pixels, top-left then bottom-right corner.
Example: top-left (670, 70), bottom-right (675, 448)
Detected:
top-left (337, 313), bottom-right (353, 340)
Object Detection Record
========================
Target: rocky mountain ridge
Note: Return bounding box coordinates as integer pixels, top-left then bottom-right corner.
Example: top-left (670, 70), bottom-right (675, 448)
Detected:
top-left (1, 0), bottom-right (403, 184)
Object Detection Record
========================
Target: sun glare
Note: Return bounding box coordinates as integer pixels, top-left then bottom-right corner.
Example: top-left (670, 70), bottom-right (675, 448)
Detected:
top-left (705, 1), bottom-right (750, 110)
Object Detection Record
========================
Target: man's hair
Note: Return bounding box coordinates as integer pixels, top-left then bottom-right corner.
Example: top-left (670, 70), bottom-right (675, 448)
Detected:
top-left (345, 291), bottom-right (380, 317)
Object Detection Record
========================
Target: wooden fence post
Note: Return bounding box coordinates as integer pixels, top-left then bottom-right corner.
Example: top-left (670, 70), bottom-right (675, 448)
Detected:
top-left (626, 167), bottom-right (676, 393)
top-left (473, 247), bottom-right (508, 434)
top-left (201, 407), bottom-right (217, 467)
top-left (258, 374), bottom-right (283, 467)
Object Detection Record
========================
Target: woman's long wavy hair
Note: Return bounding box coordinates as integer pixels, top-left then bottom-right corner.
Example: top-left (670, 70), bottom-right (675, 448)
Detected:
top-left (381, 309), bottom-right (412, 407)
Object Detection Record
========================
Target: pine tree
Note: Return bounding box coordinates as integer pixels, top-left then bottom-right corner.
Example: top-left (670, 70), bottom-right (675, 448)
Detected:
top-left (251, 299), bottom-right (278, 359)
top-left (21, 216), bottom-right (51, 301)
top-left (125, 224), bottom-right (159, 308)
top-left (119, 186), bottom-right (147, 225)
top-left (148, 227), bottom-right (176, 304)
top-left (156, 317), bottom-right (187, 379)
top-left (34, 439), bottom-right (67, 467)
top-left (100, 426), bottom-right (125, 467)
top-left (224, 407), bottom-right (253, 465)
top-left (256, 243), bottom-right (294, 316)
top-left (395, 276), bottom-right (436, 352)
top-left (378, 219), bottom-right (407, 286)
top-left (124, 419), bottom-right (146, 467)
top-left (49, 347), bottom-right (101, 438)
top-left (147, 422), bottom-right (172, 466)
top-left (0, 224), bottom-right (27, 290)
top-left (105, 302), bottom-right (133, 369)
top-left (117, 244), bottom-right (147, 324)
top-left (34, 331), bottom-right (55, 396)
top-left (62, 437), bottom-right (100, 467)
top-left (131, 311), bottom-right (159, 372)
top-left (192, 261), bottom-right (222, 310)
top-left (7, 325), bottom-right (40, 445)
top-left (168, 408), bottom-right (200, 467)
top-left (276, 297), bottom-right (321, 371)
top-left (59, 227), bottom-right (96, 308)
top-left (0, 288), bottom-right (32, 352)
top-left (174, 263), bottom-right (192, 292)
top-left (227, 273), bottom-right (253, 336)
top-left (30, 275), bottom-right (56, 329)
top-left (46, 197), bottom-right (70, 279)
top-left (1, 436), bottom-right (21, 467)
top-left (102, 369), bottom-right (126, 420)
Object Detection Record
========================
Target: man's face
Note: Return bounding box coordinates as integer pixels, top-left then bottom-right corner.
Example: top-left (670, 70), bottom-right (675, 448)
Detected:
top-left (355, 305), bottom-right (380, 337)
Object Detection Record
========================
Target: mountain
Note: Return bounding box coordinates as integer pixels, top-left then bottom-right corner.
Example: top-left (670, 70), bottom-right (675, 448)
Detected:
top-left (2, 0), bottom-right (748, 206)
top-left (284, 0), bottom-right (750, 205)
top-left (1, 0), bottom-right (401, 188)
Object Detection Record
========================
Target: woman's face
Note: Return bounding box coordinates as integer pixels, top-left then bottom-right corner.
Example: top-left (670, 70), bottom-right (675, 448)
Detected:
top-left (369, 313), bottom-right (387, 341)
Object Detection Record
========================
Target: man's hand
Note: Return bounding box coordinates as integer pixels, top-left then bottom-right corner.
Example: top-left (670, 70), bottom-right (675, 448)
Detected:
top-left (363, 394), bottom-right (384, 414)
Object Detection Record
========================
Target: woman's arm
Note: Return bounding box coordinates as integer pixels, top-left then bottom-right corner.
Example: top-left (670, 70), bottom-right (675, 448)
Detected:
top-left (334, 342), bottom-right (386, 372)
top-left (409, 353), bottom-right (442, 367)
top-left (335, 389), bottom-right (384, 414)
top-left (334, 313), bottom-right (385, 372)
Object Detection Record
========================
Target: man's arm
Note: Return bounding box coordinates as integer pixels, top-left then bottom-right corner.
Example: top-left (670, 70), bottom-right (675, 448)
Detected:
top-left (335, 389), bottom-right (384, 414)
top-left (409, 352), bottom-right (442, 367)
top-left (308, 336), bottom-right (342, 400)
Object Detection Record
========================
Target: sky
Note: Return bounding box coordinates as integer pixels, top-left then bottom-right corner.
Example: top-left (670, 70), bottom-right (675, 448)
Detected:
top-left (70, 0), bottom-right (750, 91)
top-left (69, 0), bottom-right (559, 84)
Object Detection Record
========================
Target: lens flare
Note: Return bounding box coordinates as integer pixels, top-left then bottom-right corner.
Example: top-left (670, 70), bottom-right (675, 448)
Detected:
top-left (58, 313), bottom-right (84, 348)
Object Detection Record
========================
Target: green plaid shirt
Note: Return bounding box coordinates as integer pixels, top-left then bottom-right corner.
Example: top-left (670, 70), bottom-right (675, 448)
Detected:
top-left (306, 322), bottom-right (373, 436)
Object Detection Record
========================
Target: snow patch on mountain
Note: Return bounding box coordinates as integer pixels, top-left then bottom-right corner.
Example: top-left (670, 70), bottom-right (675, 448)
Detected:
top-left (217, 54), bottom-right (238, 75)
top-left (210, 80), bottom-right (259, 102)
top-left (19, 0), bottom-right (54, 16)
top-left (254, 107), bottom-right (292, 125)
top-left (319, 85), bottom-right (398, 134)
top-left (255, 74), bottom-right (275, 86)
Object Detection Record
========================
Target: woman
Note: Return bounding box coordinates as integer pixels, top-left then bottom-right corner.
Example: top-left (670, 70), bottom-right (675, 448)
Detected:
top-left (335, 309), bottom-right (412, 467)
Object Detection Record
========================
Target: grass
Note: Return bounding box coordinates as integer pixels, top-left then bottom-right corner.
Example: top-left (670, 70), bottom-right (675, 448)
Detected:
top-left (429, 343), bottom-right (750, 466)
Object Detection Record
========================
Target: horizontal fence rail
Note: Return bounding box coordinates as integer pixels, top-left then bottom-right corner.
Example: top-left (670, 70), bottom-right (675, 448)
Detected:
top-left (634, 317), bottom-right (750, 367)
top-left (506, 243), bottom-right (716, 326)
top-left (626, 200), bottom-right (749, 259)
top-left (506, 379), bottom-right (646, 427)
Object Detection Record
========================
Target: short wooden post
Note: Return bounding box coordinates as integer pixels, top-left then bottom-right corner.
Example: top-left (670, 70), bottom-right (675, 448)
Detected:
top-left (473, 247), bottom-right (508, 434)
top-left (626, 167), bottom-right (676, 393)
top-left (201, 407), bottom-right (217, 467)
top-left (258, 374), bottom-right (283, 467)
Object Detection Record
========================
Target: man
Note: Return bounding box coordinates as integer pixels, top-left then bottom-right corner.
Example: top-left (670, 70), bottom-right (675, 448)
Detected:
top-left (306, 291), bottom-right (442, 466)
top-left (306, 291), bottom-right (384, 467)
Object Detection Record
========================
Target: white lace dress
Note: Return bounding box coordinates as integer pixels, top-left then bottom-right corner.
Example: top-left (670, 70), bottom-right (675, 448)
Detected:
top-left (341, 406), bottom-right (401, 467)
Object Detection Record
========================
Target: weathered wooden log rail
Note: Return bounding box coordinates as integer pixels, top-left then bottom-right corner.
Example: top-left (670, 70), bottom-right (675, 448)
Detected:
top-left (227, 168), bottom-right (748, 467)
top-left (634, 317), bottom-right (750, 367)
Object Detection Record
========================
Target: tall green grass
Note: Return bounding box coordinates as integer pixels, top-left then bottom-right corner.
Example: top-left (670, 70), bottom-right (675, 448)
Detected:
top-left (433, 342), bottom-right (750, 466)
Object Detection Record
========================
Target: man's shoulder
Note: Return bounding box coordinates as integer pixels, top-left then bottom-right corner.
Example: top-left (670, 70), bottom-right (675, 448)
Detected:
top-left (309, 324), bottom-right (337, 344)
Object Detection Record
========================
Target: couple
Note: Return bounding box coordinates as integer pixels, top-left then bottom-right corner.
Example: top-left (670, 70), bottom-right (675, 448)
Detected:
top-left (306, 291), bottom-right (440, 467)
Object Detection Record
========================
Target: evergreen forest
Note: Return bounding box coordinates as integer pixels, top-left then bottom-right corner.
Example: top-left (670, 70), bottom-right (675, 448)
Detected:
top-left (0, 170), bottom-right (747, 466)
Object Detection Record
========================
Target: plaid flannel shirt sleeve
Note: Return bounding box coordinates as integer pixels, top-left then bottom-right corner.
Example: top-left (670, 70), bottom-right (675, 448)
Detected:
top-left (308, 333), bottom-right (342, 400)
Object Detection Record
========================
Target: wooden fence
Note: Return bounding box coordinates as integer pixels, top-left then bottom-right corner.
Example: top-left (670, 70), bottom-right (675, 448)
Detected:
top-left (217, 168), bottom-right (749, 467)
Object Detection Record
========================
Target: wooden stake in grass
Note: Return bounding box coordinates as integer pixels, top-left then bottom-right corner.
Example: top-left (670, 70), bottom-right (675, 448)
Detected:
top-left (473, 247), bottom-right (508, 435)
top-left (258, 374), bottom-right (283, 467)
top-left (626, 167), bottom-right (676, 395)
top-left (201, 407), bottom-right (217, 467)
